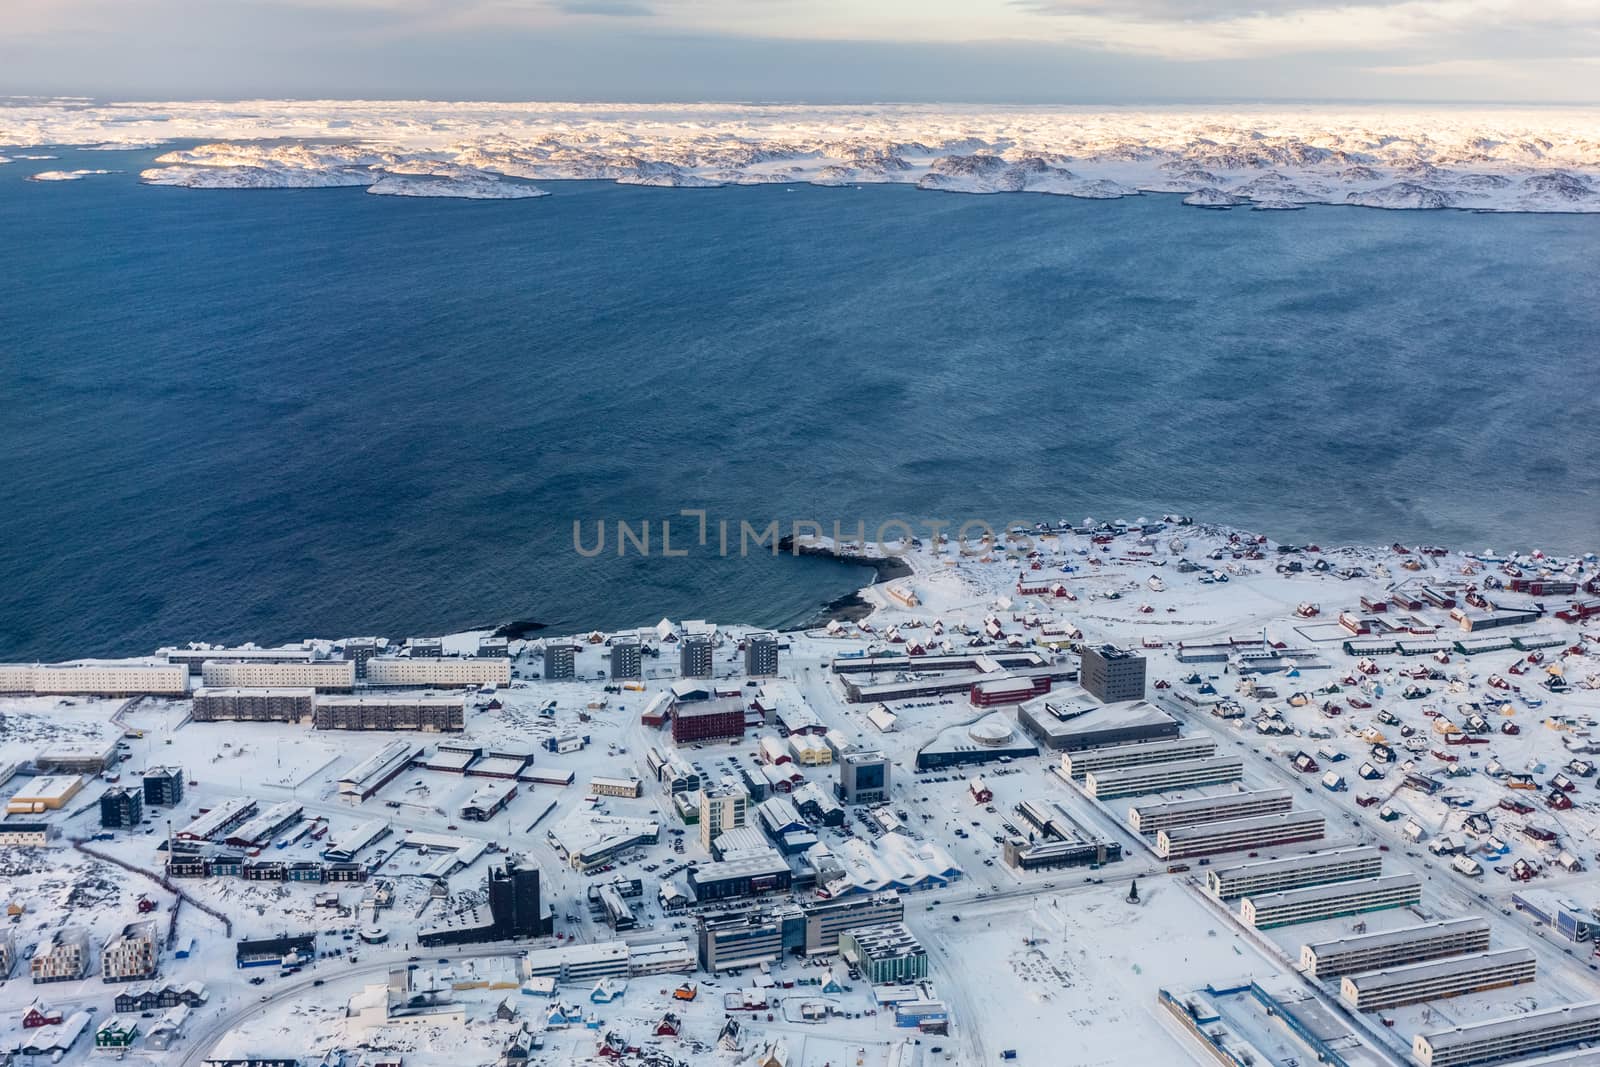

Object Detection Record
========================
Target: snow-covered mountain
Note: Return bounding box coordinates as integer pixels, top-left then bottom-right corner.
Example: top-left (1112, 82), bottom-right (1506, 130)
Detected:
top-left (4, 99), bottom-right (1599, 212)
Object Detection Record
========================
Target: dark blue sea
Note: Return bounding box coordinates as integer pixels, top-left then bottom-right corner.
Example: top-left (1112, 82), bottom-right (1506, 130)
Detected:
top-left (2, 144), bottom-right (1597, 660)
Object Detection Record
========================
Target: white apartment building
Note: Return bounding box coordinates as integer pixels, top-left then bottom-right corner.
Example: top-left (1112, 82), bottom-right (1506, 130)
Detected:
top-left (1156, 810), bottom-right (1324, 860)
top-left (1206, 846), bottom-right (1382, 898)
top-left (1302, 918), bottom-right (1491, 979)
top-left (201, 660), bottom-right (356, 691)
top-left (1241, 874), bottom-right (1421, 930)
top-left (1084, 756), bottom-right (1244, 800)
top-left (365, 657), bottom-right (510, 689)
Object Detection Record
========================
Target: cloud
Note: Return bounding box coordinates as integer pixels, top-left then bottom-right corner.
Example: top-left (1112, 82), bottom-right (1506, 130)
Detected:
top-left (551, 0), bottom-right (656, 14)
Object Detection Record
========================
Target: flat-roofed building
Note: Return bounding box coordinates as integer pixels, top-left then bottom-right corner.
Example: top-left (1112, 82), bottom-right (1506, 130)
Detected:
top-left (0, 822), bottom-right (52, 846)
top-left (1129, 789), bottom-right (1293, 836)
top-left (840, 922), bottom-right (928, 985)
top-left (26, 663), bottom-right (188, 696)
top-left (672, 698), bottom-right (746, 745)
top-left (590, 777), bottom-right (643, 799)
top-left (1414, 1000), bottom-right (1600, 1067)
top-left (801, 892), bottom-right (903, 956)
top-left (175, 797), bottom-right (257, 840)
top-left (201, 660), bottom-right (354, 692)
top-left (744, 633), bottom-right (779, 678)
top-left (1206, 846), bottom-right (1379, 898)
top-left (1341, 948), bottom-right (1535, 1011)
top-left (543, 643), bottom-right (576, 680)
top-left (193, 687), bottom-right (315, 723)
top-left (609, 637), bottom-right (641, 680)
top-left (313, 694), bottom-right (465, 732)
top-left (680, 635), bottom-right (713, 679)
top-left (36, 738), bottom-right (120, 774)
top-left (522, 940), bottom-right (631, 982)
top-left (696, 911), bottom-right (782, 972)
top-left (8, 775), bottom-right (85, 814)
top-left (1242, 874), bottom-right (1421, 930)
top-left (1302, 917), bottom-right (1492, 978)
top-left (1085, 755), bottom-right (1244, 800)
top-left (1080, 644), bottom-right (1146, 703)
top-left (366, 657), bottom-right (510, 689)
top-left (165, 647), bottom-right (313, 675)
top-left (1061, 736), bottom-right (1217, 780)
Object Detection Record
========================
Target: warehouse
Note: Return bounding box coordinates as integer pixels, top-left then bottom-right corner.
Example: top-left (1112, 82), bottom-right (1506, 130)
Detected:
top-left (313, 694), bottom-right (465, 732)
top-left (1414, 1000), bottom-right (1600, 1067)
top-left (225, 802), bottom-right (305, 848)
top-left (1016, 694), bottom-right (1180, 752)
top-left (201, 659), bottom-right (354, 691)
top-left (176, 797), bottom-right (257, 841)
top-left (1341, 948), bottom-right (1536, 1011)
top-left (840, 923), bottom-right (928, 985)
top-left (1157, 809), bottom-right (1325, 860)
top-left (1061, 736), bottom-right (1218, 780)
top-left (337, 742), bottom-right (420, 803)
top-left (193, 688), bottom-right (315, 723)
top-left (366, 657), bottom-right (511, 688)
top-left (461, 780), bottom-right (517, 821)
top-left (7, 774), bottom-right (85, 813)
top-left (37, 738), bottom-right (121, 774)
top-left (1206, 846), bottom-right (1382, 899)
top-left (1128, 789), bottom-right (1292, 836)
top-left (1241, 874), bottom-right (1421, 930)
top-left (322, 819), bottom-right (391, 863)
top-left (1301, 917), bottom-right (1492, 979)
top-left (1085, 755), bottom-right (1244, 800)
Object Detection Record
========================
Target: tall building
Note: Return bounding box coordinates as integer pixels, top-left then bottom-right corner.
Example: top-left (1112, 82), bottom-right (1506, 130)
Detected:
top-left (680, 635), bottom-right (713, 679)
top-left (142, 767), bottom-right (184, 808)
top-left (838, 750), bottom-right (891, 805)
top-left (670, 698), bottom-right (746, 745)
top-left (1080, 645), bottom-right (1147, 703)
top-left (99, 787), bottom-right (143, 830)
top-left (487, 857), bottom-right (553, 938)
top-left (744, 633), bottom-right (779, 677)
top-left (101, 921), bottom-right (159, 982)
top-left (544, 644), bottom-right (576, 680)
top-left (31, 928), bottom-right (90, 983)
top-left (698, 784), bottom-right (748, 852)
top-left (609, 637), bottom-right (642, 680)
top-left (342, 637), bottom-right (384, 680)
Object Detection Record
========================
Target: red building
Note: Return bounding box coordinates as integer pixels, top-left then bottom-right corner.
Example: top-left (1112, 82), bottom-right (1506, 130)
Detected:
top-left (670, 697), bottom-right (746, 744)
top-left (23, 1003), bottom-right (62, 1029)
top-left (970, 674), bottom-right (1052, 707)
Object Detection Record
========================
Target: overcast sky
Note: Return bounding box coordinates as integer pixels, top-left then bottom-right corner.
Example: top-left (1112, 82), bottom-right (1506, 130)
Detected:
top-left (3, 0), bottom-right (1596, 102)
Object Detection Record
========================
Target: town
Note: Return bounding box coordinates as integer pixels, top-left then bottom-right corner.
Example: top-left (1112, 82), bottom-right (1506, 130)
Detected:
top-left (3, 519), bottom-right (1600, 1067)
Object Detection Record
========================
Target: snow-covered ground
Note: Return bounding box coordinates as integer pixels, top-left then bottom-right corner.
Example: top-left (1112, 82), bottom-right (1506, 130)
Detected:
top-left (3, 517), bottom-right (1600, 1067)
top-left (2, 100), bottom-right (1599, 210)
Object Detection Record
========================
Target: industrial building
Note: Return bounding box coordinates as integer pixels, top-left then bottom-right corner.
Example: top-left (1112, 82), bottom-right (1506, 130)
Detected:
top-left (460, 780), bottom-right (517, 821)
top-left (544, 643), bottom-right (576, 680)
top-left (1061, 736), bottom-right (1217, 780)
top-left (200, 660), bottom-right (354, 691)
top-left (1340, 948), bottom-right (1536, 1011)
top-left (8, 775), bottom-right (85, 814)
top-left (101, 921), bottom-right (160, 983)
top-left (100, 786), bottom-right (144, 829)
top-left (1016, 695), bottom-right (1180, 752)
top-left (36, 739), bottom-right (120, 773)
top-left (1080, 644), bottom-right (1146, 703)
top-left (671, 697), bottom-right (746, 744)
top-left (192, 687), bottom-right (315, 722)
top-left (143, 767), bottom-right (184, 807)
top-left (337, 742), bottom-right (420, 803)
top-left (175, 797), bottom-right (257, 841)
top-left (1085, 755), bottom-right (1245, 800)
top-left (680, 634), bottom-right (713, 678)
top-left (1128, 789), bottom-right (1293, 836)
top-left (838, 750), bottom-right (891, 805)
top-left (165, 647), bottom-right (314, 675)
top-left (1241, 874), bottom-right (1422, 930)
top-left (224, 801), bottom-right (304, 848)
top-left (744, 633), bottom-right (779, 677)
top-left (366, 657), bottom-right (510, 689)
top-left (1413, 1000), bottom-right (1600, 1067)
top-left (1206, 847), bottom-right (1381, 898)
top-left (839, 923), bottom-right (928, 985)
top-left (609, 637), bottom-right (641, 680)
top-left (1301, 917), bottom-right (1492, 978)
top-left (313, 694), bottom-right (465, 731)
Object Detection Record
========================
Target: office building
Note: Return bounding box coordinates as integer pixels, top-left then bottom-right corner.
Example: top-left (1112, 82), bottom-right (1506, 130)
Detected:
top-left (699, 785), bottom-right (748, 853)
top-left (840, 923), bottom-right (928, 985)
top-left (313, 694), bottom-right (465, 732)
top-left (1241, 874), bottom-right (1422, 930)
top-left (609, 637), bottom-right (641, 680)
top-left (1206, 847), bottom-right (1381, 899)
top-left (1085, 755), bottom-right (1245, 800)
top-left (1301, 918), bottom-right (1492, 979)
top-left (697, 911), bottom-right (783, 972)
top-left (100, 787), bottom-right (144, 829)
top-left (143, 767), bottom-right (185, 808)
top-left (1128, 789), bottom-right (1292, 836)
top-left (680, 635), bottom-right (713, 679)
top-left (101, 921), bottom-right (160, 983)
top-left (1341, 948), bottom-right (1536, 1011)
top-left (366, 657), bottom-right (510, 689)
top-left (1061, 736), bottom-right (1217, 780)
top-left (671, 697), bottom-right (745, 745)
top-left (744, 633), bottom-right (779, 677)
top-left (1017, 696), bottom-right (1180, 752)
top-left (31, 928), bottom-right (91, 983)
top-left (201, 660), bottom-right (355, 692)
top-left (544, 643), bottom-right (576, 680)
top-left (1156, 810), bottom-right (1326, 860)
top-left (801, 892), bottom-right (904, 956)
top-left (590, 777), bottom-right (643, 799)
top-left (838, 750), bottom-right (892, 805)
top-left (1414, 1000), bottom-right (1600, 1067)
top-left (687, 850), bottom-right (793, 902)
top-left (1080, 644), bottom-right (1146, 703)
top-left (192, 687), bottom-right (315, 723)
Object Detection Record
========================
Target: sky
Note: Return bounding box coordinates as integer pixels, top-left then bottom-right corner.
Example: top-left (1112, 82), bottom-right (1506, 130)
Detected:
top-left (1, 0), bottom-right (1596, 103)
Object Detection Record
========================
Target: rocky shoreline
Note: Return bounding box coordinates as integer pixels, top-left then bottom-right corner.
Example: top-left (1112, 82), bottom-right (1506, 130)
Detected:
top-left (778, 535), bottom-right (915, 628)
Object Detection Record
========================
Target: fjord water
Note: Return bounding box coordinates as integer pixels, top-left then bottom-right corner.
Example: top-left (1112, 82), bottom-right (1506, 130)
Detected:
top-left (1, 147), bottom-right (1597, 659)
